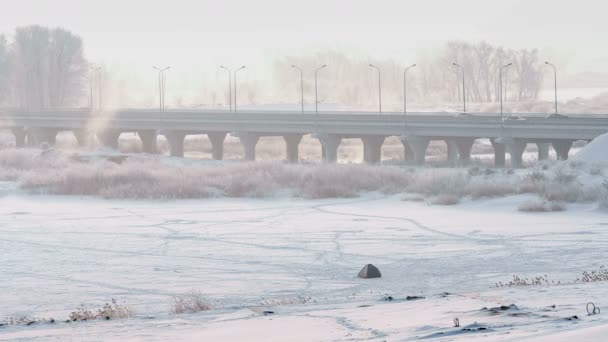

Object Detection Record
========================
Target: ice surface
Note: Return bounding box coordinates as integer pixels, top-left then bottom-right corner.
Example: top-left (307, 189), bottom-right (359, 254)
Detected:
top-left (1, 187), bottom-right (608, 340)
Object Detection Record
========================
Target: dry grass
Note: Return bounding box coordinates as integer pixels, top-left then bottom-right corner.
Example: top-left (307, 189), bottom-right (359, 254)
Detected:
top-left (495, 275), bottom-right (553, 287)
top-left (496, 265), bottom-right (608, 288)
top-left (260, 296), bottom-right (316, 306)
top-left (171, 289), bottom-right (212, 314)
top-left (576, 265), bottom-right (608, 283)
top-left (69, 299), bottom-right (132, 321)
top-left (0, 316), bottom-right (54, 326)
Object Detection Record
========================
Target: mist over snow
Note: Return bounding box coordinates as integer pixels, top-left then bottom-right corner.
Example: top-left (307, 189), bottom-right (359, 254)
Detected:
top-left (2, 1), bottom-right (608, 341)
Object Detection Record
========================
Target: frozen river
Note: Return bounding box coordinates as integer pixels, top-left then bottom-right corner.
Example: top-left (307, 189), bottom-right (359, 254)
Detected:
top-left (1, 187), bottom-right (608, 340)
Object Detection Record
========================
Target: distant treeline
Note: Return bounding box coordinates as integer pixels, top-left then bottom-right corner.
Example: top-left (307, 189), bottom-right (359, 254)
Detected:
top-left (0, 25), bottom-right (87, 109)
top-left (273, 41), bottom-right (545, 106)
top-left (0, 26), bottom-right (545, 109)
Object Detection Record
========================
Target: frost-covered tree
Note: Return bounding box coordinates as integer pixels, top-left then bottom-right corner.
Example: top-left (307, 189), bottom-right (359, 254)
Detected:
top-left (11, 25), bottom-right (87, 109)
top-left (0, 35), bottom-right (10, 105)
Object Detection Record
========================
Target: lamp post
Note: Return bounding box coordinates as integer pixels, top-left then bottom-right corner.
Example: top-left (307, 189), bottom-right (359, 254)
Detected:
top-left (504, 66), bottom-right (510, 102)
top-left (99, 67), bottom-right (104, 112)
top-left (234, 65), bottom-right (246, 112)
top-left (500, 63), bottom-right (512, 119)
top-left (291, 65), bottom-right (304, 113)
top-left (452, 63), bottom-right (466, 113)
top-left (314, 64), bottom-right (327, 114)
top-left (220, 66), bottom-right (232, 112)
top-left (403, 64), bottom-right (416, 119)
top-left (89, 66), bottom-right (101, 111)
top-left (545, 61), bottom-right (558, 114)
top-left (369, 64), bottom-right (382, 114)
top-left (153, 66), bottom-right (170, 112)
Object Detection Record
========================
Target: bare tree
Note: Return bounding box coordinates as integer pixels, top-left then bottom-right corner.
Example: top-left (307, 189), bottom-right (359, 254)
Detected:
top-left (11, 25), bottom-right (86, 109)
top-left (512, 49), bottom-right (543, 101)
top-left (0, 35), bottom-right (10, 105)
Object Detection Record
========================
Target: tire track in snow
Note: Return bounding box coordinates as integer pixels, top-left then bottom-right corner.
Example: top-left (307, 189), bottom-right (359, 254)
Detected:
top-left (311, 201), bottom-right (483, 241)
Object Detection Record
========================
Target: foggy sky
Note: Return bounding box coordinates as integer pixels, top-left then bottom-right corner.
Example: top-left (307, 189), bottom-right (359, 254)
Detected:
top-left (4, 0), bottom-right (607, 73)
top-left (4, 0), bottom-right (608, 108)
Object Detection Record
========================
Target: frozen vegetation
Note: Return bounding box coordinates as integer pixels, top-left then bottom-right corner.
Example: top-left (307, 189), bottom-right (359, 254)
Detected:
top-left (0, 147), bottom-right (606, 212)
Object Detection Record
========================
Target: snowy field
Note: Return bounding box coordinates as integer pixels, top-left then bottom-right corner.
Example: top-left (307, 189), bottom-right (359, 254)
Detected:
top-left (1, 186), bottom-right (608, 341)
top-left (0, 134), bottom-right (607, 340)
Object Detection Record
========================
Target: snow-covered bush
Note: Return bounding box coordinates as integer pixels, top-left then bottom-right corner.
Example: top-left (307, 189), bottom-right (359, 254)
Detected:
top-left (1, 149), bottom-right (607, 208)
top-left (69, 299), bottom-right (132, 321)
top-left (171, 290), bottom-right (211, 314)
top-left (431, 194), bottom-right (461, 205)
top-left (518, 200), bottom-right (566, 212)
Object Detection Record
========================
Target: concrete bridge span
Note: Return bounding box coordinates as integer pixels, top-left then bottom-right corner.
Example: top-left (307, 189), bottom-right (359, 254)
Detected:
top-left (1, 109), bottom-right (607, 167)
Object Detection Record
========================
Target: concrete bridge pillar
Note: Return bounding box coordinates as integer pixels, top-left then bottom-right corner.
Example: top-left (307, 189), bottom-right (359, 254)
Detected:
top-left (552, 140), bottom-right (573, 160)
top-left (503, 138), bottom-right (527, 168)
top-left (283, 134), bottom-right (303, 163)
top-left (11, 128), bottom-right (26, 147)
top-left (238, 133), bottom-right (260, 161)
top-left (73, 130), bottom-right (90, 147)
top-left (452, 137), bottom-right (476, 165)
top-left (537, 143), bottom-right (550, 161)
top-left (208, 132), bottom-right (227, 160)
top-left (446, 140), bottom-right (458, 163)
top-left (362, 136), bottom-right (385, 164)
top-left (166, 131), bottom-right (187, 157)
top-left (28, 128), bottom-right (58, 146)
top-left (402, 141), bottom-right (414, 162)
top-left (137, 130), bottom-right (158, 154)
top-left (317, 134), bottom-right (342, 163)
top-left (490, 138), bottom-right (506, 168)
top-left (401, 136), bottom-right (430, 165)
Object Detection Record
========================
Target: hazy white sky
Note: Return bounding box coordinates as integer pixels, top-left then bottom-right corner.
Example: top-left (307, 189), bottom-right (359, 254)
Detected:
top-left (3, 0), bottom-right (607, 72)
top-left (3, 0), bottom-right (607, 106)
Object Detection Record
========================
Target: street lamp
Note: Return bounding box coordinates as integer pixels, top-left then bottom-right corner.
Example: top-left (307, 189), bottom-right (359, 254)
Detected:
top-left (500, 63), bottom-right (512, 119)
top-left (452, 63), bottom-right (466, 113)
top-left (314, 64), bottom-right (327, 114)
top-left (220, 66), bottom-right (233, 112)
top-left (153, 66), bottom-right (170, 112)
top-left (89, 65), bottom-right (101, 112)
top-left (545, 61), bottom-right (558, 114)
top-left (99, 67), bottom-right (104, 112)
top-left (369, 64), bottom-right (381, 114)
top-left (291, 65), bottom-right (304, 113)
top-left (403, 64), bottom-right (416, 119)
top-left (234, 65), bottom-right (246, 112)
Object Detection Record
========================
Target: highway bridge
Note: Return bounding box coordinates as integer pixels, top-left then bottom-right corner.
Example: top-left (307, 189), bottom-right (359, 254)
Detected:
top-left (1, 109), bottom-right (607, 167)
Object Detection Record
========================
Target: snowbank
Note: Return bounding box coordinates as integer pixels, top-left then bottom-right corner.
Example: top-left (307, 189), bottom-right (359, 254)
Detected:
top-left (574, 132), bottom-right (608, 163)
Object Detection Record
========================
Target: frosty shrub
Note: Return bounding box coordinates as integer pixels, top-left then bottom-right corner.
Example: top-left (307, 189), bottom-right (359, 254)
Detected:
top-left (518, 200), bottom-right (566, 212)
top-left (171, 289), bottom-right (211, 314)
top-left (468, 180), bottom-right (517, 199)
top-left (405, 170), bottom-right (468, 196)
top-left (431, 194), bottom-right (461, 205)
top-left (69, 299), bottom-right (132, 321)
top-left (1, 149), bottom-right (607, 207)
top-left (599, 181), bottom-right (608, 209)
top-left (588, 163), bottom-right (604, 176)
top-left (552, 168), bottom-right (578, 185)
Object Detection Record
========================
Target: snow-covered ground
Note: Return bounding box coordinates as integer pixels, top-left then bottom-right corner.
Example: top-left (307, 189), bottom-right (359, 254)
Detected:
top-left (1, 185), bottom-right (607, 341)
